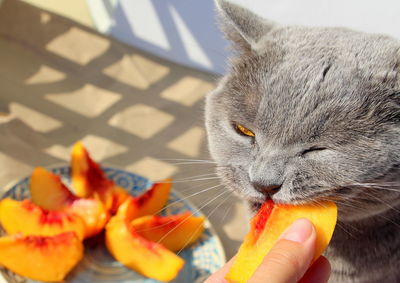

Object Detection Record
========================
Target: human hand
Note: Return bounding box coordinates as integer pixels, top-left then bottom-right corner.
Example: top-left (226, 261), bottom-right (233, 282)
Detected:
top-left (205, 218), bottom-right (331, 283)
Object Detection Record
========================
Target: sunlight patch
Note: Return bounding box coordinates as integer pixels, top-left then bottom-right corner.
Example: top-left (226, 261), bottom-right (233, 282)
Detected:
top-left (103, 54), bottom-right (169, 90)
top-left (25, 65), bottom-right (66, 85)
top-left (126, 157), bottom-right (178, 180)
top-left (9, 103), bottom-right (63, 133)
top-left (46, 27), bottom-right (110, 65)
top-left (108, 104), bottom-right (175, 139)
top-left (45, 84), bottom-right (121, 117)
top-left (167, 126), bottom-right (205, 157)
top-left (161, 76), bottom-right (214, 106)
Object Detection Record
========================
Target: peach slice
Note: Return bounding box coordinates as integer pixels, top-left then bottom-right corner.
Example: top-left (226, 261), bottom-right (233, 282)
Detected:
top-left (131, 212), bottom-right (205, 252)
top-left (69, 198), bottom-right (109, 238)
top-left (105, 216), bottom-right (184, 282)
top-left (0, 198), bottom-right (86, 240)
top-left (0, 232), bottom-right (83, 282)
top-left (115, 180), bottom-right (172, 221)
top-left (110, 185), bottom-right (130, 214)
top-left (71, 142), bottom-right (114, 201)
top-left (30, 167), bottom-right (109, 238)
top-left (30, 167), bottom-right (75, 211)
top-left (226, 200), bottom-right (337, 283)
top-left (71, 142), bottom-right (129, 212)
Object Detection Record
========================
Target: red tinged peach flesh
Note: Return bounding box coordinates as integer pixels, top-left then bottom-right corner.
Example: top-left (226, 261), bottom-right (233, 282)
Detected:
top-left (71, 142), bottom-right (113, 200)
top-left (225, 200), bottom-right (337, 283)
top-left (109, 185), bottom-right (130, 214)
top-left (115, 180), bottom-right (172, 221)
top-left (131, 212), bottom-right (205, 252)
top-left (71, 142), bottom-right (129, 213)
top-left (0, 232), bottom-right (83, 282)
top-left (0, 198), bottom-right (86, 240)
top-left (29, 167), bottom-right (109, 238)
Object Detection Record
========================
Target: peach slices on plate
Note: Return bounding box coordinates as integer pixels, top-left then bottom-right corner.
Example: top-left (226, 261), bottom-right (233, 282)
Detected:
top-left (0, 143), bottom-right (225, 282)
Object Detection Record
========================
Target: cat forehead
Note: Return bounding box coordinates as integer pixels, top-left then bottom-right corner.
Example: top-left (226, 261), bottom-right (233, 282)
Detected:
top-left (224, 25), bottom-right (400, 100)
top-left (215, 26), bottom-right (400, 144)
top-left (254, 25), bottom-right (400, 73)
top-left (216, 0), bottom-right (400, 90)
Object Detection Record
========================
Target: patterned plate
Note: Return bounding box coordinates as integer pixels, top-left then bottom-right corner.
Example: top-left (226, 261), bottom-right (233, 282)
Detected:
top-left (0, 166), bottom-right (226, 283)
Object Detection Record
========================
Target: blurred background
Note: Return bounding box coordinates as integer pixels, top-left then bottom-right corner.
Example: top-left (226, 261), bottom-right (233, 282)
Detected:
top-left (0, 0), bottom-right (399, 261)
top-left (11, 0), bottom-right (400, 74)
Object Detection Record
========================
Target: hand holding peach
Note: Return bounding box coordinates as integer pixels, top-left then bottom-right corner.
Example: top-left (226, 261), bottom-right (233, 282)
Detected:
top-left (206, 218), bottom-right (332, 283)
top-left (205, 200), bottom-right (337, 283)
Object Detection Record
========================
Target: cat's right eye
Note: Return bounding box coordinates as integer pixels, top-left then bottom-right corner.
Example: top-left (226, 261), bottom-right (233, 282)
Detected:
top-left (233, 123), bottom-right (255, 138)
top-left (301, 146), bottom-right (327, 156)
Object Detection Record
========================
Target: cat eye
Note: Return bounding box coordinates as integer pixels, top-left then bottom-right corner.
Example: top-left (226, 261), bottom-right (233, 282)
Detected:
top-left (233, 123), bottom-right (255, 137)
top-left (301, 146), bottom-right (327, 156)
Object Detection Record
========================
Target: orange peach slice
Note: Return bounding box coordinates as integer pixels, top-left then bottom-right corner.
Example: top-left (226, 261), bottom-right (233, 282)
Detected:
top-left (30, 167), bottom-right (75, 211)
top-left (131, 212), bottom-right (205, 252)
top-left (110, 185), bottom-right (130, 214)
top-left (71, 142), bottom-right (129, 212)
top-left (30, 167), bottom-right (109, 238)
top-left (226, 200), bottom-right (337, 283)
top-left (115, 180), bottom-right (172, 221)
top-left (105, 216), bottom-right (184, 282)
top-left (71, 142), bottom-right (113, 200)
top-left (0, 232), bottom-right (83, 282)
top-left (0, 198), bottom-right (86, 240)
top-left (69, 198), bottom-right (109, 238)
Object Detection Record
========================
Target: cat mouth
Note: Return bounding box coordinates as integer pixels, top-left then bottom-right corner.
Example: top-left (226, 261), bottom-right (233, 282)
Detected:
top-left (248, 194), bottom-right (336, 211)
top-left (250, 201), bottom-right (262, 211)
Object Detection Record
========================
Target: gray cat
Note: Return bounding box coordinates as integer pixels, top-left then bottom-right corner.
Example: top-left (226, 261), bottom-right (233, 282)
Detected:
top-left (205, 0), bottom-right (400, 282)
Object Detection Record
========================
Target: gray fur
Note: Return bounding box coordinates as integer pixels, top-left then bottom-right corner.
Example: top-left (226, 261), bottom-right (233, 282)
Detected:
top-left (206, 1), bottom-right (400, 282)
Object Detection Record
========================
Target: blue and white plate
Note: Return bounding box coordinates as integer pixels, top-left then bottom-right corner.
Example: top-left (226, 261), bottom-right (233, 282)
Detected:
top-left (0, 166), bottom-right (226, 283)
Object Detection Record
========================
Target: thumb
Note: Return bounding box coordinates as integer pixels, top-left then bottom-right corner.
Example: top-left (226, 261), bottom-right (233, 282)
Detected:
top-left (249, 218), bottom-right (316, 283)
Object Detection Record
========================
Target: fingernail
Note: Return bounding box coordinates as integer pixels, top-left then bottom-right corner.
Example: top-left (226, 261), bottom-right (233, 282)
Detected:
top-left (281, 218), bottom-right (313, 243)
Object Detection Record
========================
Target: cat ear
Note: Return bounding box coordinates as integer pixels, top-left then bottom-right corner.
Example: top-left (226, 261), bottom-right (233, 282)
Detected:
top-left (216, 0), bottom-right (276, 53)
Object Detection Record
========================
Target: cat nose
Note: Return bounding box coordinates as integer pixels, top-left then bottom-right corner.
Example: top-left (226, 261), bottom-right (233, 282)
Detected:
top-left (253, 182), bottom-right (282, 196)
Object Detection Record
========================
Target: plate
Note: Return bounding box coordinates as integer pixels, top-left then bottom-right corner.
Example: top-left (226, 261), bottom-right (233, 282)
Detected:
top-left (0, 166), bottom-right (226, 283)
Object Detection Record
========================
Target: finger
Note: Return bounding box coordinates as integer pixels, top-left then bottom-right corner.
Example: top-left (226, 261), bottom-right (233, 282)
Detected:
top-left (249, 218), bottom-right (317, 283)
top-left (205, 256), bottom-right (236, 283)
top-left (299, 256), bottom-right (331, 283)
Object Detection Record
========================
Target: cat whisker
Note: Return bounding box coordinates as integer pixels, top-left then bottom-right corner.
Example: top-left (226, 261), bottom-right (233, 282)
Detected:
top-left (351, 181), bottom-right (400, 187)
top-left (219, 194), bottom-right (235, 224)
top-left (170, 166), bottom-right (219, 180)
top-left (170, 173), bottom-right (219, 182)
top-left (333, 198), bottom-right (368, 211)
top-left (168, 162), bottom-right (218, 166)
top-left (156, 158), bottom-right (217, 163)
top-left (155, 177), bottom-right (220, 184)
top-left (372, 212), bottom-right (400, 230)
top-left (335, 199), bottom-right (400, 230)
top-left (154, 183), bottom-right (224, 215)
top-left (335, 221), bottom-right (356, 238)
top-left (178, 180), bottom-right (220, 194)
top-left (357, 190), bottom-right (400, 214)
top-left (156, 173), bottom-right (219, 184)
top-left (176, 190), bottom-right (232, 255)
top-left (156, 189), bottom-right (231, 248)
top-left (156, 158), bottom-right (217, 166)
top-left (135, 188), bottom-right (229, 234)
top-left (346, 182), bottom-right (400, 193)
top-left (133, 187), bottom-right (218, 233)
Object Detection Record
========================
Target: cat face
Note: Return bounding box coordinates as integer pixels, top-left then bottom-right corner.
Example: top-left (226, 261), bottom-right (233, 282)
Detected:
top-left (206, 0), bottom-right (400, 220)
